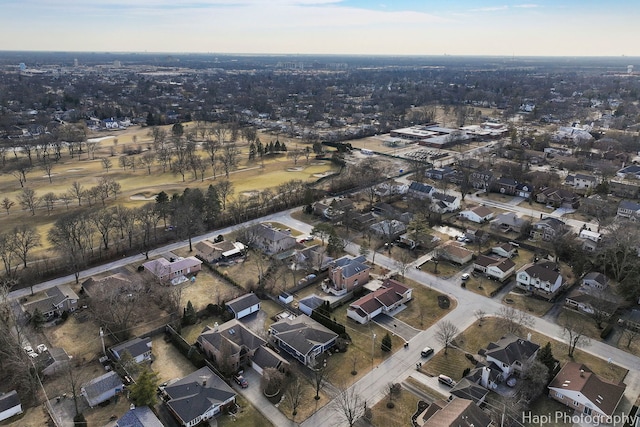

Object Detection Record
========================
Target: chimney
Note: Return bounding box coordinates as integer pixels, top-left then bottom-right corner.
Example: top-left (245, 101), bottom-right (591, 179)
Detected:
top-left (580, 369), bottom-right (585, 377)
top-left (481, 366), bottom-right (490, 388)
top-left (527, 332), bottom-right (532, 342)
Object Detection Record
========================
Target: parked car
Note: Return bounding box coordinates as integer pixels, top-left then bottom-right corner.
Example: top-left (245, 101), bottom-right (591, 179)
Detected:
top-left (438, 374), bottom-right (456, 387)
top-left (421, 346), bottom-right (434, 357)
top-left (36, 344), bottom-right (48, 353)
top-left (461, 273), bottom-right (470, 281)
top-left (234, 375), bottom-right (248, 388)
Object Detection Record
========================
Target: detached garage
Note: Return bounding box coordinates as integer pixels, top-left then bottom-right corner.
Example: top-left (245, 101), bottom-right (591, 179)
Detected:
top-left (227, 293), bottom-right (261, 319)
top-left (0, 391), bottom-right (22, 422)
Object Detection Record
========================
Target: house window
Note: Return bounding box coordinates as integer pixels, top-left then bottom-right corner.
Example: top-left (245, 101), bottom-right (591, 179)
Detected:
top-left (573, 401), bottom-right (579, 407)
top-left (555, 392), bottom-right (563, 399)
top-left (583, 407), bottom-right (591, 415)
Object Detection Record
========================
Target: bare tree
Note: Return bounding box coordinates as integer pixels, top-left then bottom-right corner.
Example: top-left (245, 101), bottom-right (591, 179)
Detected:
top-left (89, 280), bottom-right (143, 341)
top-left (0, 234), bottom-right (18, 277)
top-left (560, 314), bottom-right (591, 357)
top-left (435, 320), bottom-right (459, 355)
top-left (1, 197), bottom-right (15, 215)
top-left (40, 156), bottom-right (54, 183)
top-left (332, 384), bottom-right (364, 427)
top-left (284, 370), bottom-right (305, 420)
top-left (215, 179), bottom-right (234, 211)
top-left (69, 181), bottom-right (84, 206)
top-left (11, 225), bottom-right (41, 269)
top-left (621, 326), bottom-right (640, 349)
top-left (496, 306), bottom-right (534, 335)
top-left (17, 188), bottom-right (39, 216)
top-left (220, 143), bottom-right (240, 178)
top-left (41, 192), bottom-right (57, 215)
top-left (394, 250), bottom-right (414, 280)
top-left (138, 151), bottom-right (155, 175)
top-left (474, 309), bottom-right (487, 325)
top-left (312, 360), bottom-right (331, 400)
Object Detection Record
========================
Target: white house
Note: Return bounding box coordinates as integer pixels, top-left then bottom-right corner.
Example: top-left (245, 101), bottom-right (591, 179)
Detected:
top-left (516, 262), bottom-right (564, 295)
top-left (581, 272), bottom-right (607, 290)
top-left (110, 337), bottom-right (152, 364)
top-left (472, 255), bottom-right (516, 282)
top-left (347, 279), bottom-right (412, 324)
top-left (491, 242), bottom-right (517, 258)
top-left (226, 293), bottom-right (261, 319)
top-left (459, 206), bottom-right (494, 223)
top-left (549, 362), bottom-right (625, 419)
top-left (484, 334), bottom-right (539, 377)
top-left (81, 371), bottom-right (124, 408)
top-left (163, 367), bottom-right (236, 427)
top-left (0, 391), bottom-right (22, 422)
top-left (431, 192), bottom-right (460, 213)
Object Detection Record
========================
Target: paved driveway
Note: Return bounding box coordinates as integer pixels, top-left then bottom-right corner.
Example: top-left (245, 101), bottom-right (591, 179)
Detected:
top-left (373, 313), bottom-right (420, 342)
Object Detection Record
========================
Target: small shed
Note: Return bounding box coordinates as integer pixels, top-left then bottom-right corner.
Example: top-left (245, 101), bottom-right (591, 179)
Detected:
top-left (0, 391), bottom-right (22, 422)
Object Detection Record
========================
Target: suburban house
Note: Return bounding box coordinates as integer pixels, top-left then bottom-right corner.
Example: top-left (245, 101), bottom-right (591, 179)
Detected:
top-left (226, 293), bottom-right (261, 319)
top-left (578, 229), bottom-right (603, 252)
top-left (616, 164), bottom-right (640, 179)
top-left (617, 200), bottom-right (640, 220)
top-left (42, 347), bottom-right (72, 377)
top-left (530, 217), bottom-right (568, 241)
top-left (464, 228), bottom-right (489, 245)
top-left (81, 273), bottom-right (132, 297)
top-left (472, 255), bottom-right (516, 282)
top-left (163, 367), bottom-right (236, 427)
top-left (582, 272), bottom-right (607, 289)
top-left (293, 245), bottom-right (333, 272)
top-left (516, 262), bottom-right (565, 297)
top-left (450, 378), bottom-right (491, 406)
top-left (536, 187), bottom-right (580, 209)
top-left (0, 391), bottom-right (22, 423)
top-left (407, 181), bottom-right (435, 200)
top-left (425, 166), bottom-right (455, 180)
top-left (248, 223), bottom-right (297, 254)
top-left (81, 371), bottom-right (124, 408)
top-left (491, 242), bottom-right (517, 258)
top-left (609, 179), bottom-right (640, 199)
top-left (369, 219), bottom-right (407, 240)
top-left (564, 289), bottom-right (618, 317)
top-left (491, 177), bottom-right (519, 196)
top-left (197, 319), bottom-right (287, 374)
top-left (439, 242), bottom-right (474, 265)
top-left (484, 334), bottom-right (540, 377)
top-left (469, 170), bottom-right (494, 190)
top-left (142, 256), bottom-right (202, 284)
top-left (491, 212), bottom-right (528, 233)
top-left (346, 279), bottom-right (413, 324)
top-left (431, 192), bottom-right (460, 213)
top-left (459, 205), bottom-right (494, 223)
top-left (313, 198), bottom-right (355, 221)
top-left (414, 397), bottom-right (494, 427)
top-left (115, 406), bottom-right (163, 427)
top-left (515, 182), bottom-right (534, 199)
top-left (195, 240), bottom-right (245, 264)
top-left (269, 314), bottom-right (338, 367)
top-left (23, 284), bottom-right (79, 320)
top-left (564, 173), bottom-right (598, 194)
top-left (324, 255), bottom-right (370, 296)
top-left (627, 309), bottom-right (640, 332)
top-left (109, 337), bottom-right (152, 364)
top-left (548, 362), bottom-right (626, 419)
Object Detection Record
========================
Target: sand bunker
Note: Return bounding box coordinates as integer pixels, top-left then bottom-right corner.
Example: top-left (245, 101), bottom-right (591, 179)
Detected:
top-left (313, 172), bottom-right (335, 178)
top-left (66, 168), bottom-right (84, 172)
top-left (287, 167), bottom-right (304, 172)
top-left (130, 194), bottom-right (156, 201)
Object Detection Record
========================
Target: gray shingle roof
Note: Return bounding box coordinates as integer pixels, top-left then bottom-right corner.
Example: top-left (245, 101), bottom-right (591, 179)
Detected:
top-left (270, 315), bottom-right (338, 356)
top-left (82, 371), bottom-right (123, 406)
top-left (485, 334), bottom-right (539, 367)
top-left (110, 337), bottom-right (152, 360)
top-left (226, 293), bottom-right (260, 314)
top-left (0, 390), bottom-right (20, 413)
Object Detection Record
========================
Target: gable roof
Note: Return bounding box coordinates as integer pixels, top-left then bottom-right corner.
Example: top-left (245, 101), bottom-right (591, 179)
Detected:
top-left (449, 379), bottom-right (490, 405)
top-left (82, 371), bottom-right (123, 405)
top-left (408, 181), bottom-right (434, 195)
top-left (349, 278), bottom-right (411, 316)
top-left (226, 293), bottom-right (260, 315)
top-left (485, 334), bottom-right (539, 366)
top-left (330, 255), bottom-right (369, 279)
top-left (143, 256), bottom-right (201, 277)
top-left (522, 263), bottom-right (562, 283)
top-left (470, 205), bottom-right (493, 218)
top-left (419, 397), bottom-right (493, 427)
top-left (198, 319), bottom-right (266, 354)
top-left (164, 367), bottom-right (235, 425)
top-left (116, 406), bottom-right (163, 427)
top-left (270, 314), bottom-right (338, 357)
top-left (618, 200), bottom-right (640, 211)
top-left (110, 337), bottom-right (152, 360)
top-left (0, 390), bottom-right (20, 413)
top-left (23, 284), bottom-right (78, 314)
top-left (549, 362), bottom-right (625, 416)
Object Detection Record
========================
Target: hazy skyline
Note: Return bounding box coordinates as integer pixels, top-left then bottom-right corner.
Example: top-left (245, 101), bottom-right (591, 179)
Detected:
top-left (3, 0), bottom-right (639, 57)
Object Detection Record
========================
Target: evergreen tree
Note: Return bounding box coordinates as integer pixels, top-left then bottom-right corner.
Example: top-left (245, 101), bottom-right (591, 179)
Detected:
top-left (31, 308), bottom-right (45, 331)
top-left (274, 140), bottom-right (281, 152)
top-left (146, 112), bottom-right (156, 126)
top-left (129, 367), bottom-right (159, 407)
top-left (537, 342), bottom-right (559, 378)
top-left (183, 300), bottom-right (197, 326)
top-left (249, 142), bottom-right (256, 160)
top-left (204, 185), bottom-right (222, 228)
top-left (381, 332), bottom-right (392, 352)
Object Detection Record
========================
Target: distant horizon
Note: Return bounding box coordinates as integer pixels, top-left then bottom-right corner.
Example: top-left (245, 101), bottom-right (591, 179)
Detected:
top-left (2, 50), bottom-right (640, 60)
top-left (2, 1), bottom-right (639, 57)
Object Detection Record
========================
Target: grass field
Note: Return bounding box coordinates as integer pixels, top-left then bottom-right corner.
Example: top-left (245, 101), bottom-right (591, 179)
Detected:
top-left (0, 122), bottom-right (339, 259)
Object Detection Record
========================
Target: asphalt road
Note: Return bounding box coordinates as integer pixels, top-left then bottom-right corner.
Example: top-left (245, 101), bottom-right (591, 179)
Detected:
top-left (11, 205), bottom-right (640, 427)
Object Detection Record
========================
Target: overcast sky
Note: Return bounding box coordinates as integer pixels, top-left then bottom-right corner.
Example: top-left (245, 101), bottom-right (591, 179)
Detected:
top-left (2, 0), bottom-right (639, 56)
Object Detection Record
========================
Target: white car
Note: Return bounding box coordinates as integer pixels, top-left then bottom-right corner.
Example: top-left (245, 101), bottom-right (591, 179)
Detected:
top-left (37, 344), bottom-right (48, 354)
top-left (461, 273), bottom-right (470, 281)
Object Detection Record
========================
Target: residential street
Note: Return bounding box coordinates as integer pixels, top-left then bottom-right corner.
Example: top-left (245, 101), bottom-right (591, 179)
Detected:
top-left (9, 205), bottom-right (640, 427)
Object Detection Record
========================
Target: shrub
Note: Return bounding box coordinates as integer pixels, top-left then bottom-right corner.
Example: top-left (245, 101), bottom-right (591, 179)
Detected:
top-left (600, 323), bottom-right (613, 339)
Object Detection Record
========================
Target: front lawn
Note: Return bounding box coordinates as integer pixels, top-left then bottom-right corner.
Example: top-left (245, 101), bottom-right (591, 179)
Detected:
top-left (393, 280), bottom-right (457, 330)
top-left (370, 387), bottom-right (421, 427)
top-left (502, 291), bottom-right (555, 317)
